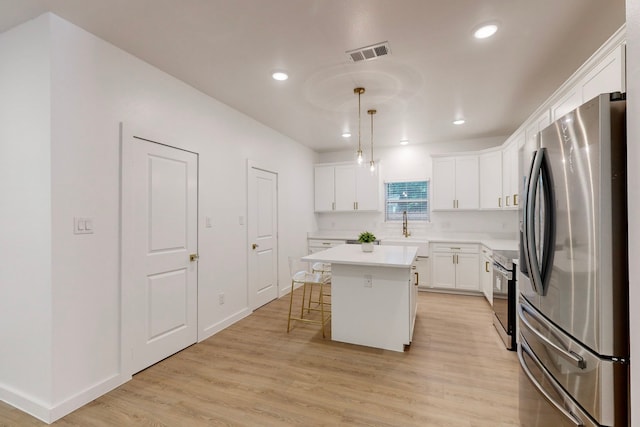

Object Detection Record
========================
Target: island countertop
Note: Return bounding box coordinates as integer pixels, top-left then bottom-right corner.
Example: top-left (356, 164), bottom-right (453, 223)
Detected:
top-left (302, 244), bottom-right (418, 268)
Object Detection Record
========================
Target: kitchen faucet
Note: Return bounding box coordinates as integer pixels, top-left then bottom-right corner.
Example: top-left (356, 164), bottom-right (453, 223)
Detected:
top-left (402, 210), bottom-right (411, 237)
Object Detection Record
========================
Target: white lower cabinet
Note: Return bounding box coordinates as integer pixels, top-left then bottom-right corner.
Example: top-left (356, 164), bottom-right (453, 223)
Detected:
top-left (410, 265), bottom-right (418, 338)
top-left (308, 238), bottom-right (346, 254)
top-left (413, 256), bottom-right (429, 288)
top-left (430, 243), bottom-right (480, 291)
top-left (480, 246), bottom-right (493, 305)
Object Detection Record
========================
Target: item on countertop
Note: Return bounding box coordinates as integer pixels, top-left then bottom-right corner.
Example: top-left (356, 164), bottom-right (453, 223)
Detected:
top-left (358, 231), bottom-right (376, 252)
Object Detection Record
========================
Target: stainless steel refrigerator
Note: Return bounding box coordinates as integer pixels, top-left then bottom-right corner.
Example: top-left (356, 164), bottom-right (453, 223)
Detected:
top-left (518, 93), bottom-right (629, 427)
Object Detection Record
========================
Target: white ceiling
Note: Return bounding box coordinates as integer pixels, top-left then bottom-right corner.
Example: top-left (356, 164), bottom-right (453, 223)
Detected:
top-left (0, 0), bottom-right (626, 152)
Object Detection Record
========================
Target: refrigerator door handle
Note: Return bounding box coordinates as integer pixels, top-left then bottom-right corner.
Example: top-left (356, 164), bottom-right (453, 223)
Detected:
top-left (518, 338), bottom-right (585, 427)
top-left (539, 148), bottom-right (556, 295)
top-left (518, 303), bottom-right (586, 369)
top-left (524, 149), bottom-right (543, 294)
top-left (525, 148), bottom-right (556, 296)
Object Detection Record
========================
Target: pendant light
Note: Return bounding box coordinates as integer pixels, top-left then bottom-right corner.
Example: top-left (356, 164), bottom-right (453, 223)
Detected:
top-left (368, 109), bottom-right (376, 172)
top-left (354, 87), bottom-right (365, 165)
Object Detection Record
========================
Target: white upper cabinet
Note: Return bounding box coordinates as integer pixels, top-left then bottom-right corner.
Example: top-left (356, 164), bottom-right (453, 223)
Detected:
top-left (432, 157), bottom-right (456, 210)
top-left (479, 150), bottom-right (502, 209)
top-left (334, 164), bottom-right (357, 211)
top-left (551, 87), bottom-right (582, 120)
top-left (501, 132), bottom-right (523, 209)
top-left (432, 156), bottom-right (479, 210)
top-left (354, 165), bottom-right (380, 211)
top-left (314, 165), bottom-right (335, 212)
top-left (552, 42), bottom-right (625, 121)
top-left (580, 43), bottom-right (625, 104)
top-left (314, 163), bottom-right (379, 212)
top-left (455, 156), bottom-right (479, 209)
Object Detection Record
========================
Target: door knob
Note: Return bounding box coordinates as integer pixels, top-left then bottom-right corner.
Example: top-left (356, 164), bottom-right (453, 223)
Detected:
top-left (189, 253), bottom-right (199, 262)
top-left (252, 243), bottom-right (259, 250)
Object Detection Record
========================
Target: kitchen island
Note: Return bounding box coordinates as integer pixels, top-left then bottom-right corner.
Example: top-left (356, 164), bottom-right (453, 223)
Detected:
top-left (302, 244), bottom-right (418, 352)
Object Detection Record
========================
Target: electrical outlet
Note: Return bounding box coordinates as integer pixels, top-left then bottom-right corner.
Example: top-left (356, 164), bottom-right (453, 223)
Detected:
top-left (364, 274), bottom-right (373, 288)
top-left (219, 292), bottom-right (225, 305)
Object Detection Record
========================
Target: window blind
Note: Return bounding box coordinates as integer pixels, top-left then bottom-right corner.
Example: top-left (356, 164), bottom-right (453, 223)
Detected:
top-left (385, 181), bottom-right (430, 221)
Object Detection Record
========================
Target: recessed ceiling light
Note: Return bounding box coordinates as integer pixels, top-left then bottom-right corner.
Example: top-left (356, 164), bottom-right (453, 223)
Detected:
top-left (342, 132), bottom-right (352, 138)
top-left (272, 72), bottom-right (288, 81)
top-left (453, 119), bottom-right (466, 125)
top-left (400, 140), bottom-right (409, 145)
top-left (474, 24), bottom-right (498, 39)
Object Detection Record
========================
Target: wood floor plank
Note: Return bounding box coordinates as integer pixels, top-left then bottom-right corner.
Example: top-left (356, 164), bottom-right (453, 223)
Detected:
top-left (0, 292), bottom-right (521, 426)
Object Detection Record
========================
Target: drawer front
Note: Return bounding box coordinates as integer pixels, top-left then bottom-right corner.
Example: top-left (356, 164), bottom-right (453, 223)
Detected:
top-left (431, 242), bottom-right (478, 253)
top-left (308, 239), bottom-right (346, 248)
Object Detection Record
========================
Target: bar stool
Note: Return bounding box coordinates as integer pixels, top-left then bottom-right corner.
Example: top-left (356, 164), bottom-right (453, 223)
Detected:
top-left (309, 262), bottom-right (331, 312)
top-left (287, 257), bottom-right (331, 338)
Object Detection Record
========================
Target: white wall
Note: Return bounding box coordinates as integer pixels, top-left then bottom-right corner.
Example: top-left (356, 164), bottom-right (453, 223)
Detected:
top-left (625, 1), bottom-right (639, 425)
top-left (315, 140), bottom-right (519, 239)
top-left (0, 16), bottom-right (53, 417)
top-left (1, 13), bottom-right (318, 422)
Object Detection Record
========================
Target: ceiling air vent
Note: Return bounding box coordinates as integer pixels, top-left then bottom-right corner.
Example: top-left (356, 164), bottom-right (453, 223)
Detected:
top-left (346, 41), bottom-right (391, 62)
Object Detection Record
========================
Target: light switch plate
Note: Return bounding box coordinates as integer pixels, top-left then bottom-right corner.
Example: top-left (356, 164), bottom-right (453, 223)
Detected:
top-left (74, 217), bottom-right (94, 234)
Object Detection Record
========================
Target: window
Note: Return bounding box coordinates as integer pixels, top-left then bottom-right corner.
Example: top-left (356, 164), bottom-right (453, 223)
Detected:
top-left (385, 180), bottom-right (430, 222)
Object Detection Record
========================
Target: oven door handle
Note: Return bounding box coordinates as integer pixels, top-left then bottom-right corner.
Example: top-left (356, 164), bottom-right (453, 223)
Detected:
top-left (518, 303), bottom-right (586, 369)
top-left (518, 338), bottom-right (585, 427)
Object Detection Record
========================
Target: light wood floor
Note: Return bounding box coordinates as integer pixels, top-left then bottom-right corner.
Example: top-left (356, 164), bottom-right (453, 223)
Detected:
top-left (0, 291), bottom-right (521, 427)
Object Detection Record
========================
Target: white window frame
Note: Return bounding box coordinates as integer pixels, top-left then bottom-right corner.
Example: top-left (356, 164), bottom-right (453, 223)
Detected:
top-left (384, 180), bottom-right (430, 222)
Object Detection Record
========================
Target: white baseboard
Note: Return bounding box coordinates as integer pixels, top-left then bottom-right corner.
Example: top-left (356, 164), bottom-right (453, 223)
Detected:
top-left (1, 373), bottom-right (129, 424)
top-left (49, 373), bottom-right (129, 423)
top-left (0, 384), bottom-right (51, 423)
top-left (198, 307), bottom-right (251, 342)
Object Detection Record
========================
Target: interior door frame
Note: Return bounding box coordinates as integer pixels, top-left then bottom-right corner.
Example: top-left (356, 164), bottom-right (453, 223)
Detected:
top-left (247, 159), bottom-right (279, 310)
top-left (120, 123), bottom-right (199, 377)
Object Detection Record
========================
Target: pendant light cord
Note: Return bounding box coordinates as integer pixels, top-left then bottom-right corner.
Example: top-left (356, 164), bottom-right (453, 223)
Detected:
top-left (354, 87), bottom-right (365, 164)
top-left (368, 109), bottom-right (376, 171)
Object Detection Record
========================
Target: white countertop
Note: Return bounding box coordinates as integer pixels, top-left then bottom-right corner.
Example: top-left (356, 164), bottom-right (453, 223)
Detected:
top-left (302, 244), bottom-right (418, 268)
top-left (307, 232), bottom-right (519, 252)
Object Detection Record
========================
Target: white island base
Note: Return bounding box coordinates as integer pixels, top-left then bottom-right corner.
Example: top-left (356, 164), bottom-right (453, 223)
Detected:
top-left (303, 244), bottom-right (418, 352)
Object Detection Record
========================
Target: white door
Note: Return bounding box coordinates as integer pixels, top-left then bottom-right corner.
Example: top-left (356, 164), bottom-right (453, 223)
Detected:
top-left (125, 136), bottom-right (198, 374)
top-left (248, 166), bottom-right (278, 309)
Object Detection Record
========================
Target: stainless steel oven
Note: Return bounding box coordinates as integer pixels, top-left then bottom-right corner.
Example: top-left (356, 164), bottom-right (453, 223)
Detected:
top-left (492, 250), bottom-right (518, 350)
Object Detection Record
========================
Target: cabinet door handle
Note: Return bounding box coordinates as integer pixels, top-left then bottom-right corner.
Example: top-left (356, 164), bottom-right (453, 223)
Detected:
top-left (485, 261), bottom-right (489, 272)
top-left (452, 255), bottom-right (455, 264)
top-left (506, 195), bottom-right (511, 206)
top-left (453, 199), bottom-right (456, 209)
top-left (332, 202), bottom-right (335, 211)
top-left (513, 194), bottom-right (518, 206)
top-left (414, 271), bottom-right (419, 286)
top-left (498, 197), bottom-right (502, 208)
